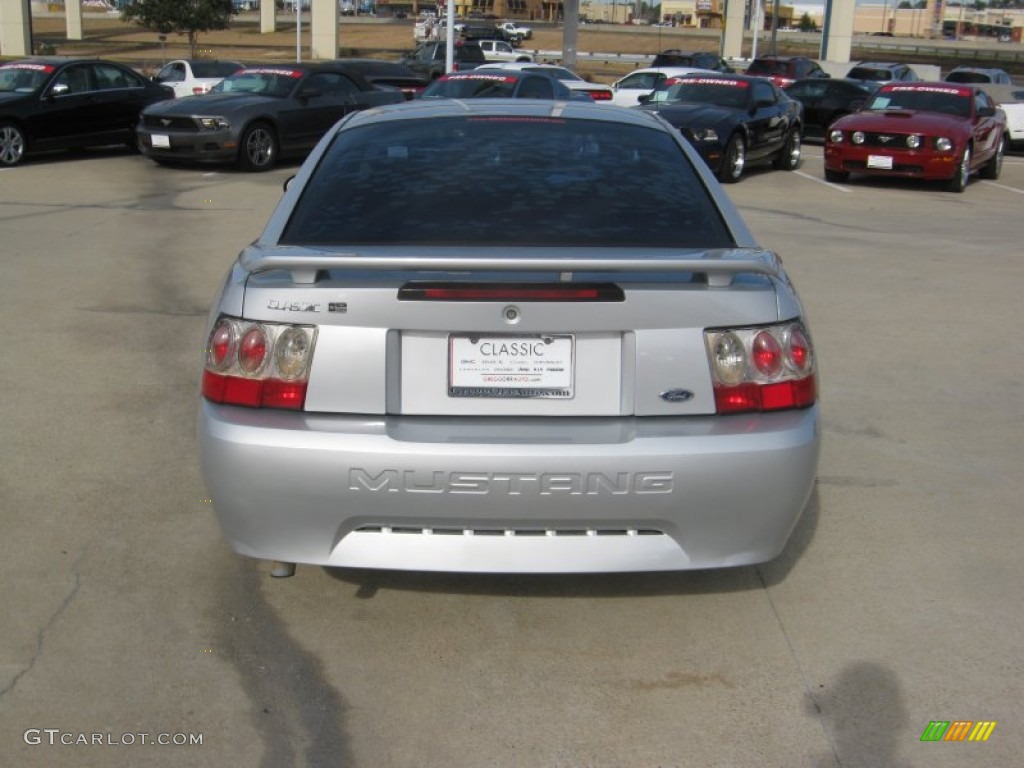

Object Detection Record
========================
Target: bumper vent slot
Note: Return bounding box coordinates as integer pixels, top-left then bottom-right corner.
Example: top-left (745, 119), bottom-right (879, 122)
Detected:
top-left (356, 525), bottom-right (665, 537)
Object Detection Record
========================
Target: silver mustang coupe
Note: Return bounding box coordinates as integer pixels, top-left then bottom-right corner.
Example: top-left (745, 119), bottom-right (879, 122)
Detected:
top-left (199, 99), bottom-right (820, 575)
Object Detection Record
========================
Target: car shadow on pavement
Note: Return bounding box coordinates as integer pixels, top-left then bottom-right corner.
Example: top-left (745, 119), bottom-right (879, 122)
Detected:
top-left (12, 145), bottom-right (141, 167)
top-left (806, 660), bottom-right (913, 768)
top-left (323, 485), bottom-right (821, 599)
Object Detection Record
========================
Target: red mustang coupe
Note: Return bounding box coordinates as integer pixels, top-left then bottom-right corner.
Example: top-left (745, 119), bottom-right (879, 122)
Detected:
top-left (823, 82), bottom-right (1008, 192)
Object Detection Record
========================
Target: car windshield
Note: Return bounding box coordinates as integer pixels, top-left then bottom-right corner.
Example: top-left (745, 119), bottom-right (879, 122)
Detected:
top-left (190, 61), bottom-right (244, 78)
top-left (211, 68), bottom-right (302, 96)
top-left (282, 116), bottom-right (733, 248)
top-left (659, 79), bottom-right (749, 108)
top-left (421, 75), bottom-right (519, 99)
top-left (0, 63), bottom-right (52, 93)
top-left (848, 67), bottom-right (892, 81)
top-left (867, 86), bottom-right (971, 117)
top-left (747, 60), bottom-right (791, 76)
top-left (528, 66), bottom-right (579, 81)
top-left (945, 71), bottom-right (990, 84)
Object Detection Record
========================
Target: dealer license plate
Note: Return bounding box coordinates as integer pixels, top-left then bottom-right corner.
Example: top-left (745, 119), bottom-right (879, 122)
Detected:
top-left (867, 154), bottom-right (893, 170)
top-left (151, 134), bottom-right (170, 149)
top-left (449, 335), bottom-right (574, 399)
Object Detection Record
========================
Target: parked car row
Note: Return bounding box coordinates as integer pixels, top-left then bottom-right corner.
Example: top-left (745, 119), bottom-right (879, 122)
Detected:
top-left (0, 57), bottom-right (420, 170)
top-left (2, 53), bottom-right (1017, 191)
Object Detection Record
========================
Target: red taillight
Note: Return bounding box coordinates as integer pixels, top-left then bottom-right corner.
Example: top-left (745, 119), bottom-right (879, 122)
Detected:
top-left (705, 322), bottom-right (816, 414)
top-left (752, 330), bottom-right (783, 376)
top-left (588, 90), bottom-right (613, 101)
top-left (202, 317), bottom-right (316, 410)
top-left (238, 326), bottom-right (268, 374)
top-left (208, 320), bottom-right (234, 370)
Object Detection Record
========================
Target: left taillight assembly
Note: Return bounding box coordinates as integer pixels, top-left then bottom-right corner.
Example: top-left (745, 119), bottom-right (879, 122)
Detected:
top-left (202, 316), bottom-right (317, 410)
top-left (704, 321), bottom-right (817, 414)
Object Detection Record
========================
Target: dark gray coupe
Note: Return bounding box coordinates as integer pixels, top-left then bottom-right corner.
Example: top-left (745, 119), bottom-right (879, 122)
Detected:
top-left (136, 62), bottom-right (404, 171)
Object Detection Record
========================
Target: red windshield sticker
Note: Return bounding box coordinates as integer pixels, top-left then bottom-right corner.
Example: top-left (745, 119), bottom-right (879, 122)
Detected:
top-left (240, 68), bottom-right (303, 78)
top-left (886, 85), bottom-right (968, 97)
top-left (466, 117), bottom-right (567, 125)
top-left (446, 74), bottom-right (516, 83)
top-left (673, 78), bottom-right (748, 88)
top-left (1, 63), bottom-right (55, 73)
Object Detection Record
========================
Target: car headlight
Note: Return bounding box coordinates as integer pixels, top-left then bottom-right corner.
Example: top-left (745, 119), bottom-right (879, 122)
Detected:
top-left (828, 128), bottom-right (844, 143)
top-left (852, 131), bottom-right (866, 145)
top-left (690, 127), bottom-right (719, 143)
top-left (906, 134), bottom-right (921, 149)
top-left (934, 137), bottom-right (953, 152)
top-left (198, 116), bottom-right (230, 131)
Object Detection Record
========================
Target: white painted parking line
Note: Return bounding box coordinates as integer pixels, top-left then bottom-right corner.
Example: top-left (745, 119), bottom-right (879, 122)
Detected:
top-left (795, 170), bottom-right (851, 192)
top-left (981, 180), bottom-right (1024, 194)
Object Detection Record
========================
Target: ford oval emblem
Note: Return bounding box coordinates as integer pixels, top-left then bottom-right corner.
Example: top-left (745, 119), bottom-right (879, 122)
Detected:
top-left (660, 389), bottom-right (695, 403)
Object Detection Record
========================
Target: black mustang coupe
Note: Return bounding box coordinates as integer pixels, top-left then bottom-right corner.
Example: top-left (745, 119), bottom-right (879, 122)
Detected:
top-left (637, 74), bottom-right (804, 183)
top-left (136, 62), bottom-right (406, 171)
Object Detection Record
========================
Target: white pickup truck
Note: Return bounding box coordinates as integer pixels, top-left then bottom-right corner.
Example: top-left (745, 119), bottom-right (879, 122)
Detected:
top-left (476, 39), bottom-right (534, 63)
top-left (498, 21), bottom-right (532, 42)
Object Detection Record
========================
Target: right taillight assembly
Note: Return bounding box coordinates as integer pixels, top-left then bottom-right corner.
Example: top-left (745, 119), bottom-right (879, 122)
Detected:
top-left (704, 321), bottom-right (816, 414)
top-left (202, 316), bottom-right (317, 410)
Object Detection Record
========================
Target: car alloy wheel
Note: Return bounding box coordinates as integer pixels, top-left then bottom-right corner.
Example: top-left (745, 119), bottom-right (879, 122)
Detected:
top-left (774, 128), bottom-right (801, 171)
top-left (718, 134), bottom-right (745, 183)
top-left (948, 146), bottom-right (970, 193)
top-left (0, 123), bottom-right (26, 166)
top-left (238, 122), bottom-right (278, 172)
top-left (980, 135), bottom-right (1004, 180)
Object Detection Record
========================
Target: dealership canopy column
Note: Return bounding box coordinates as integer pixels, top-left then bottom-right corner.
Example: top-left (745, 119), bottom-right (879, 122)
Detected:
top-left (311, 0), bottom-right (339, 61)
top-left (0, 0), bottom-right (31, 57)
top-left (820, 0), bottom-right (856, 63)
top-left (262, 0), bottom-right (276, 34)
top-left (721, 0), bottom-right (745, 60)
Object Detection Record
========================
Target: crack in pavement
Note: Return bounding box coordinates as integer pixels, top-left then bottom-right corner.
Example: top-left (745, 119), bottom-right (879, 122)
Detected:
top-left (0, 557), bottom-right (83, 700)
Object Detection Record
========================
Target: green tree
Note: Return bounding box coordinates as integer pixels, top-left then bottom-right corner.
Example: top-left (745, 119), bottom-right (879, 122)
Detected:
top-left (121, 0), bottom-right (236, 59)
top-left (798, 12), bottom-right (816, 32)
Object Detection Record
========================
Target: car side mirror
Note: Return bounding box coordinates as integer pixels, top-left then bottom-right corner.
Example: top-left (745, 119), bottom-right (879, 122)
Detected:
top-left (299, 88), bottom-right (322, 100)
top-left (977, 106), bottom-right (995, 117)
top-left (637, 93), bottom-right (651, 104)
top-left (283, 175), bottom-right (296, 192)
top-left (48, 82), bottom-right (70, 98)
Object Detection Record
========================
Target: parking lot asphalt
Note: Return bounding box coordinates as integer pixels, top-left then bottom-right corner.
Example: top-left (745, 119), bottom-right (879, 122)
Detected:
top-left (1, 145), bottom-right (1022, 768)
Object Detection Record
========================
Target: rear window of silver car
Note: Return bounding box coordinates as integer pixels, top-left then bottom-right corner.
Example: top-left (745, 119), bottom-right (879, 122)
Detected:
top-left (280, 116), bottom-right (734, 248)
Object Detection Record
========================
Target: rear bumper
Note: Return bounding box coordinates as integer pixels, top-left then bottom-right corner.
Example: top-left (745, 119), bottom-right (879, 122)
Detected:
top-left (199, 403), bottom-right (820, 573)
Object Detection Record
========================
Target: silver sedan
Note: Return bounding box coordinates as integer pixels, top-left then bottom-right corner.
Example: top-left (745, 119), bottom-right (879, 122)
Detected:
top-left (198, 100), bottom-right (820, 575)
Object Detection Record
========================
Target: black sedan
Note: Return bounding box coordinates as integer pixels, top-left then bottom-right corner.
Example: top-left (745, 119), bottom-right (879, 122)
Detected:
top-left (0, 57), bottom-right (174, 167)
top-left (784, 78), bottom-right (879, 140)
top-left (136, 63), bottom-right (405, 171)
top-left (637, 74), bottom-right (803, 183)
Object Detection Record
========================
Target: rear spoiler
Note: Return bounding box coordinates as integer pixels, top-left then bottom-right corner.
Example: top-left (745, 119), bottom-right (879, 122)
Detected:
top-left (239, 248), bottom-right (782, 288)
